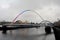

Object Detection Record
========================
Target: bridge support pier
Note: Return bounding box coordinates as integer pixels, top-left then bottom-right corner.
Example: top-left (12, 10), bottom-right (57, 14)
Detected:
top-left (45, 26), bottom-right (51, 34)
top-left (2, 25), bottom-right (7, 34)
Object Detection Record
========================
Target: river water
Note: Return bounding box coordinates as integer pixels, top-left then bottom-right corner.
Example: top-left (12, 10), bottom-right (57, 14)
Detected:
top-left (0, 25), bottom-right (55, 40)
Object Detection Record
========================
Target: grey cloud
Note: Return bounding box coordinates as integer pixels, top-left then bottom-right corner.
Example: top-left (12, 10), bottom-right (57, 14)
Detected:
top-left (0, 0), bottom-right (60, 22)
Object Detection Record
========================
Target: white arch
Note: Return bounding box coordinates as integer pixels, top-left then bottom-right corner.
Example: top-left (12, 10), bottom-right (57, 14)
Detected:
top-left (12, 10), bottom-right (44, 23)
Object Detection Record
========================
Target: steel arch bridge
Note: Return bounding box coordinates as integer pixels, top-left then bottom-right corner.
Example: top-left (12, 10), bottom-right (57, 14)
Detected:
top-left (12, 10), bottom-right (44, 23)
top-left (40, 20), bottom-right (53, 27)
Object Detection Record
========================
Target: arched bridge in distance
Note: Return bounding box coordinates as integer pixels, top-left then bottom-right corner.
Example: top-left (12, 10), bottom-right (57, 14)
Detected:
top-left (12, 10), bottom-right (53, 26)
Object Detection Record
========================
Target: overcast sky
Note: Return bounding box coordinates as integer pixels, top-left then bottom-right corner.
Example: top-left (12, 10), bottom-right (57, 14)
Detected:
top-left (0, 0), bottom-right (60, 23)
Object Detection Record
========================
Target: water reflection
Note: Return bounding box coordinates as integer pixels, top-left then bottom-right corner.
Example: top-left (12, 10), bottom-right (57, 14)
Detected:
top-left (1, 33), bottom-right (47, 40)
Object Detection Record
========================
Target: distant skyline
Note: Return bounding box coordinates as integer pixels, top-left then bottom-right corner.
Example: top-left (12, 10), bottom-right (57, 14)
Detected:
top-left (0, 0), bottom-right (60, 23)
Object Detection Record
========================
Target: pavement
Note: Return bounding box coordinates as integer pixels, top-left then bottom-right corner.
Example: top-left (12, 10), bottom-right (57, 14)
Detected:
top-left (0, 27), bottom-right (55, 40)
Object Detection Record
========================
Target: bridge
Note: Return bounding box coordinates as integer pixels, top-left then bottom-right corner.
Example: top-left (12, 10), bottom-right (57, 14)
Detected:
top-left (0, 10), bottom-right (53, 34)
